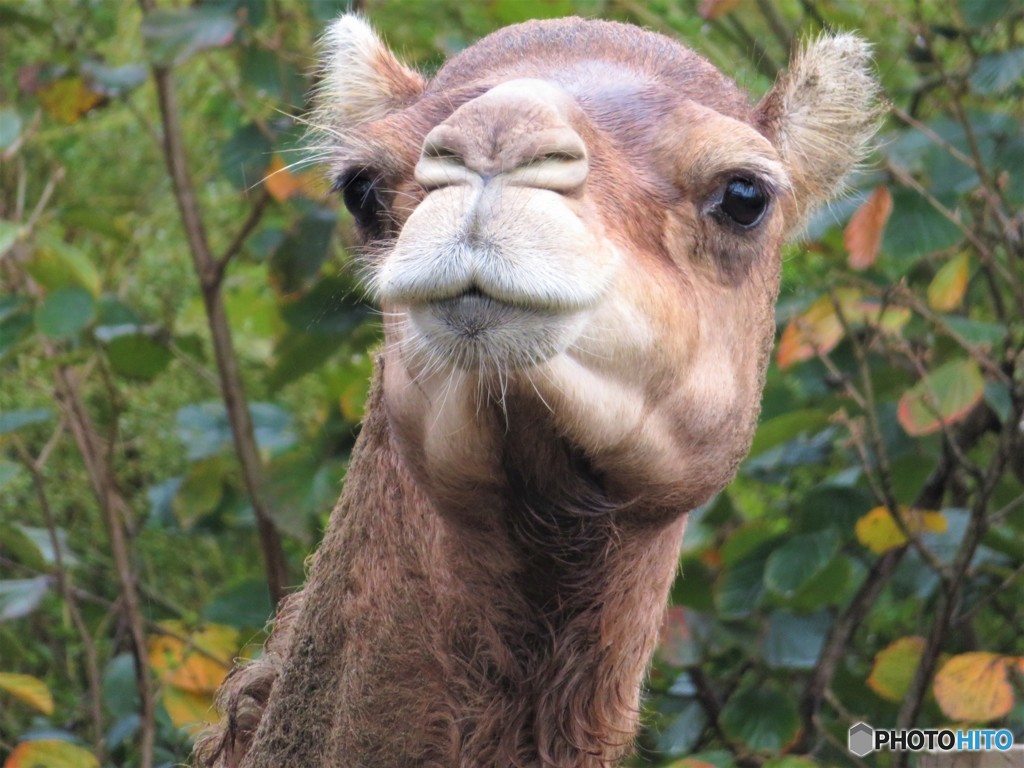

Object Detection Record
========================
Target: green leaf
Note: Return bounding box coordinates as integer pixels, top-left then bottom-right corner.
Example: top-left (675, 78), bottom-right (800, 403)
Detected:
top-left (795, 484), bottom-right (871, 533)
top-left (0, 522), bottom-right (47, 570)
top-left (173, 458), bottom-right (226, 528)
top-left (80, 61), bottom-right (147, 96)
top-left (762, 610), bottom-right (830, 670)
top-left (25, 232), bottom-right (102, 295)
top-left (720, 521), bottom-right (781, 565)
top-left (657, 700), bottom-right (708, 757)
top-left (0, 4), bottom-right (48, 32)
top-left (748, 409), bottom-right (830, 459)
top-left (671, 558), bottom-right (715, 612)
top-left (102, 653), bottom-right (140, 719)
top-left (942, 317), bottom-right (1006, 347)
top-left (0, 307), bottom-right (32, 358)
top-left (0, 220), bottom-right (21, 254)
top-left (720, 683), bottom-right (800, 753)
top-left (970, 49), bottom-right (1024, 95)
top-left (176, 402), bottom-right (295, 460)
top-left (881, 186), bottom-right (962, 270)
top-left (0, 408), bottom-right (52, 434)
top-left (34, 286), bottom-right (95, 339)
top-left (267, 330), bottom-right (346, 391)
top-left (17, 525), bottom-right (79, 567)
top-left (269, 208), bottom-right (338, 295)
top-left (789, 555), bottom-right (855, 610)
top-left (897, 359), bottom-right (985, 437)
top-left (0, 576), bottom-right (50, 621)
top-left (100, 329), bottom-right (173, 380)
top-left (221, 122), bottom-right (272, 190)
top-left (960, 0), bottom-right (1010, 25)
top-left (715, 543), bottom-right (774, 619)
top-left (0, 461), bottom-right (23, 490)
top-left (141, 8), bottom-right (238, 67)
top-left (202, 578), bottom-right (272, 629)
top-left (764, 528), bottom-right (840, 598)
top-left (279, 276), bottom-right (370, 335)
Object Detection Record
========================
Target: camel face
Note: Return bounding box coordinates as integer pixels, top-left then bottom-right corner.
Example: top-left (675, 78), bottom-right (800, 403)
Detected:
top-left (313, 15), bottom-right (881, 508)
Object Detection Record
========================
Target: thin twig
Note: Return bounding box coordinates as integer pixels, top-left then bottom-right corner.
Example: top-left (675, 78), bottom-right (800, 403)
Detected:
top-left (214, 187), bottom-right (271, 284)
top-left (52, 364), bottom-right (156, 768)
top-left (14, 426), bottom-right (106, 759)
top-left (144, 40), bottom-right (287, 605)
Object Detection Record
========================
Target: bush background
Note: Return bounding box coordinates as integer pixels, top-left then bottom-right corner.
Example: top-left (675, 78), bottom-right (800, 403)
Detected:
top-left (1, 0), bottom-right (1022, 766)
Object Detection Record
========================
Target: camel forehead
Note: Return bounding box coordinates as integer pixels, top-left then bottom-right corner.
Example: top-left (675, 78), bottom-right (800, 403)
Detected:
top-left (429, 17), bottom-right (751, 121)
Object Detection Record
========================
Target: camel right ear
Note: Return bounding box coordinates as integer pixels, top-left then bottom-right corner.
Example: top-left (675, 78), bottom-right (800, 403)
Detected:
top-left (318, 15), bottom-right (425, 128)
top-left (756, 33), bottom-right (884, 225)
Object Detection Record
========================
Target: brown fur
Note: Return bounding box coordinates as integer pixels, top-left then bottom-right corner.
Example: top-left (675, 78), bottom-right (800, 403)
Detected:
top-left (194, 15), bottom-right (880, 768)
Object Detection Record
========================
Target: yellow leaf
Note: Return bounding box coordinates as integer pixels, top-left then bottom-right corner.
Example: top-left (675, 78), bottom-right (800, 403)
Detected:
top-left (855, 506), bottom-right (947, 554)
top-left (162, 685), bottom-right (219, 733)
top-left (845, 186), bottom-right (893, 270)
top-left (933, 653), bottom-right (1014, 722)
top-left (148, 621), bottom-right (238, 694)
top-left (4, 739), bottom-right (99, 768)
top-left (0, 672), bottom-right (54, 715)
top-left (927, 252), bottom-right (970, 311)
top-left (37, 77), bottom-right (105, 124)
top-left (867, 637), bottom-right (925, 702)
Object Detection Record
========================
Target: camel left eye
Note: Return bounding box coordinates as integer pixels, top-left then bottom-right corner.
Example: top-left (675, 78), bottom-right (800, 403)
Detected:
top-left (335, 170), bottom-right (385, 232)
top-left (715, 177), bottom-right (769, 228)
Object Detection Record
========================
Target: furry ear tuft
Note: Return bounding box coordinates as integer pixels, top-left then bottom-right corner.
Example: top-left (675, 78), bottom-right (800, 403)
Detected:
top-left (757, 33), bottom-right (885, 225)
top-left (318, 14), bottom-right (425, 129)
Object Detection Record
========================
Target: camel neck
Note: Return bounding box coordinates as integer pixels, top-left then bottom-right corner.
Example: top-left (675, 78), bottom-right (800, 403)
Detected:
top-left (241, 375), bottom-right (688, 768)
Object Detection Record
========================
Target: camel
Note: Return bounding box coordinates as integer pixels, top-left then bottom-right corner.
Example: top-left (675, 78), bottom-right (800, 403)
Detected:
top-left (194, 14), bottom-right (881, 768)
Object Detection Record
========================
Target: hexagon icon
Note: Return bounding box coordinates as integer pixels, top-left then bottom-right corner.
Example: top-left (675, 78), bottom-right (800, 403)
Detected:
top-left (848, 722), bottom-right (875, 757)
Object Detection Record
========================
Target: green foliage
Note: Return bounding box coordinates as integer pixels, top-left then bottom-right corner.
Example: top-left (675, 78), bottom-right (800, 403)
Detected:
top-left (1, 1), bottom-right (1023, 767)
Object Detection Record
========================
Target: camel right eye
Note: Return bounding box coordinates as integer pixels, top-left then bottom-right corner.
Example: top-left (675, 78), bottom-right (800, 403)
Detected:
top-left (714, 177), bottom-right (770, 229)
top-left (335, 170), bottom-right (385, 232)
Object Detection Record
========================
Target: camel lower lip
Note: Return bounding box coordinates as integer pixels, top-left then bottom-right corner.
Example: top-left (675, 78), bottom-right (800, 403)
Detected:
top-left (432, 293), bottom-right (517, 337)
top-left (405, 295), bottom-right (580, 369)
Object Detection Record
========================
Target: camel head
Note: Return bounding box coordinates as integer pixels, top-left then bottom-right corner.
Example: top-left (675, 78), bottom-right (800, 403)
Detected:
top-left (313, 16), bottom-right (881, 513)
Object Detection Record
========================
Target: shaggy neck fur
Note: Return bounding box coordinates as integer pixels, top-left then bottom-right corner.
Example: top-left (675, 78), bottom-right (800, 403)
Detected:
top-left (200, 368), bottom-right (686, 768)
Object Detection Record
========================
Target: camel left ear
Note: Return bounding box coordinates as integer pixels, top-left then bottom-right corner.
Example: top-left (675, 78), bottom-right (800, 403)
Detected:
top-left (756, 33), bottom-right (884, 225)
top-left (318, 14), bottom-right (426, 129)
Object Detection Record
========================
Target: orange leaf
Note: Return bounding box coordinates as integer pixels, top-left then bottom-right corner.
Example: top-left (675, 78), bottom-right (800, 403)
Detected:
top-left (844, 186), bottom-right (893, 270)
top-left (897, 359), bottom-right (985, 437)
top-left (855, 506), bottom-right (947, 554)
top-left (263, 155), bottom-right (326, 201)
top-left (868, 637), bottom-right (925, 702)
top-left (927, 252), bottom-right (970, 311)
top-left (699, 0), bottom-right (743, 20)
top-left (776, 290), bottom-right (859, 369)
top-left (4, 740), bottom-right (99, 768)
top-left (37, 76), bottom-right (105, 124)
top-left (933, 653), bottom-right (1014, 722)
